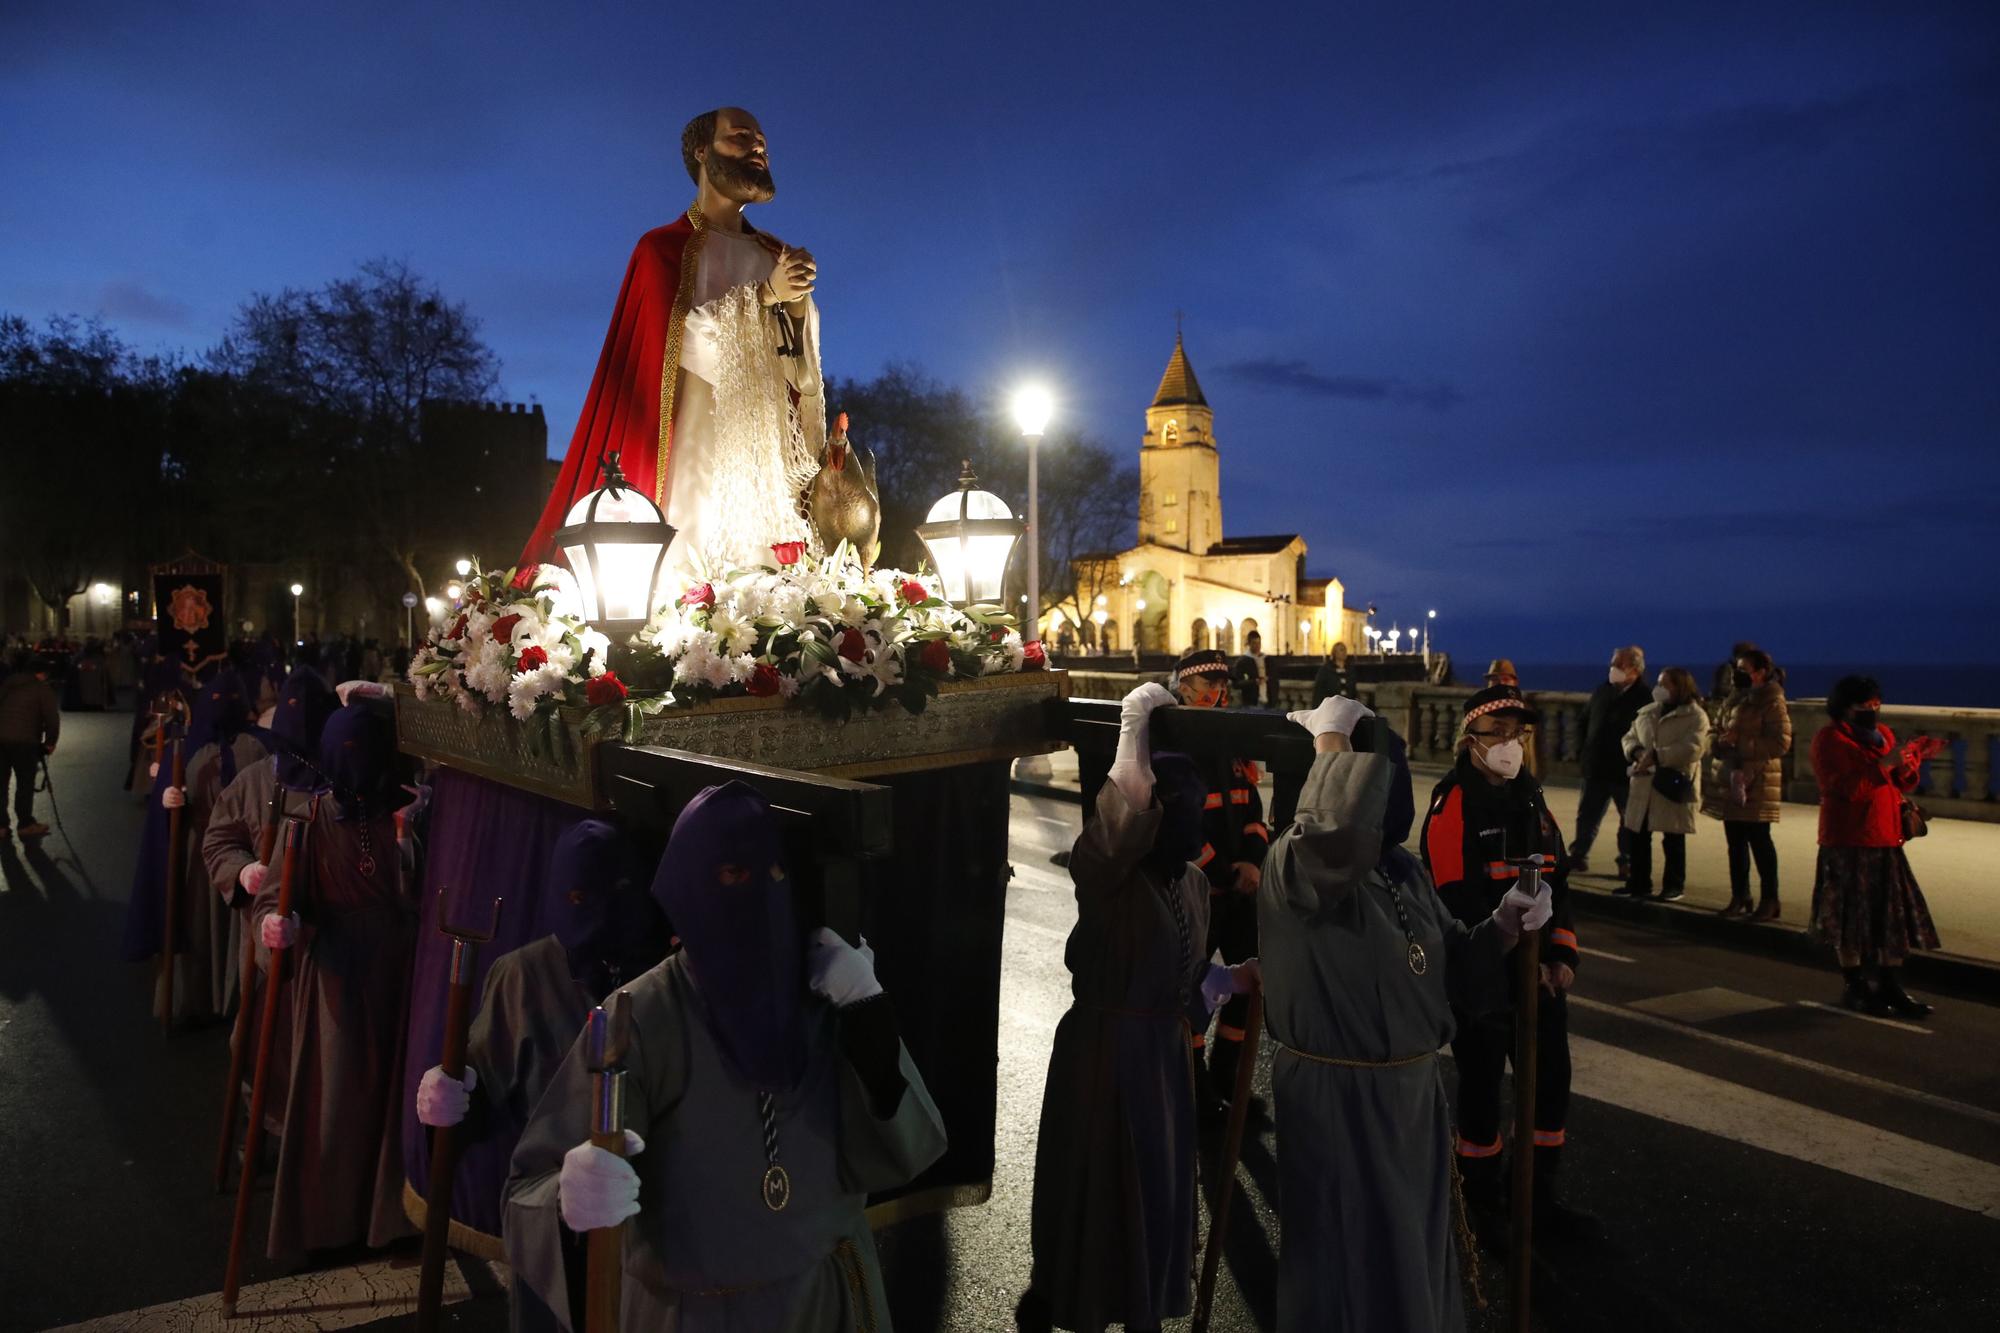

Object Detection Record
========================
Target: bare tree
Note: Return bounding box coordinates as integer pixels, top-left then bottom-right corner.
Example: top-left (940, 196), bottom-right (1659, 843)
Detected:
top-left (212, 259), bottom-right (500, 599)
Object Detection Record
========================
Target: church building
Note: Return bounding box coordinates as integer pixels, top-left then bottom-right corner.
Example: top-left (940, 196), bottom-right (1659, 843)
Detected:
top-left (1046, 334), bottom-right (1366, 658)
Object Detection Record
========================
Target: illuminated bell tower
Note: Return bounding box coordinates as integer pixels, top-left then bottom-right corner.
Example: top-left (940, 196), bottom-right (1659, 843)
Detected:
top-left (1139, 331), bottom-right (1221, 554)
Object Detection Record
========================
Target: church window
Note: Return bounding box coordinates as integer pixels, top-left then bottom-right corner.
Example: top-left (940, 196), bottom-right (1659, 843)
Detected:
top-left (1163, 491), bottom-right (1178, 507)
top-left (1162, 419), bottom-right (1179, 445)
top-left (1165, 517), bottom-right (1179, 534)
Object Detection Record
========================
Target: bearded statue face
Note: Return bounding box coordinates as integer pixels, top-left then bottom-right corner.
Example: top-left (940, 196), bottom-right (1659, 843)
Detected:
top-left (701, 107), bottom-right (776, 203)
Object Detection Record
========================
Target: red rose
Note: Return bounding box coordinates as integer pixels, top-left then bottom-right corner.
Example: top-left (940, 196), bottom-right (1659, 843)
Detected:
top-left (510, 563), bottom-right (540, 592)
top-left (1023, 641), bottom-right (1047, 669)
top-left (746, 662), bottom-right (783, 697)
top-left (490, 612), bottom-right (523, 644)
top-left (899, 578), bottom-right (929, 605)
top-left (447, 613), bottom-right (468, 641)
top-left (680, 582), bottom-right (716, 610)
top-left (771, 540), bottom-right (806, 567)
top-left (585, 671), bottom-right (628, 705)
top-left (515, 645), bottom-right (548, 673)
top-left (837, 627), bottom-right (867, 663)
top-left (919, 639), bottom-right (952, 673)
top-left (989, 629), bottom-right (1005, 644)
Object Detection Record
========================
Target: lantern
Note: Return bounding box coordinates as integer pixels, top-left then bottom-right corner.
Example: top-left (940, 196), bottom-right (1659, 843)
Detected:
top-left (554, 453), bottom-right (677, 636)
top-left (915, 461), bottom-right (1023, 607)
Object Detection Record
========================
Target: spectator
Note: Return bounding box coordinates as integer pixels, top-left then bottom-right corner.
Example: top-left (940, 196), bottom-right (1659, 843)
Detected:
top-left (1310, 640), bottom-right (1354, 706)
top-left (1230, 629), bottom-right (1271, 708)
top-left (1702, 648), bottom-right (1792, 920)
top-left (1484, 658), bottom-right (1518, 689)
top-left (1809, 676), bottom-right (1945, 1019)
top-left (1711, 640), bottom-right (1759, 700)
top-left (1570, 646), bottom-right (1649, 878)
top-left (0, 649), bottom-right (61, 840)
top-left (1618, 667), bottom-right (1709, 901)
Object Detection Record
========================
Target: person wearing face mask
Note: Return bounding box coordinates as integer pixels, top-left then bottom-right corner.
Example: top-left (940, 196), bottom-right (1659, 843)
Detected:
top-left (508, 781), bottom-right (947, 1332)
top-left (1617, 667), bottom-right (1710, 901)
top-left (1171, 648), bottom-right (1271, 1120)
top-left (248, 703), bottom-right (422, 1258)
top-left (1420, 686), bottom-right (1591, 1240)
top-left (1701, 648), bottom-right (1793, 921)
top-left (1262, 695), bottom-right (1549, 1332)
top-left (1808, 676), bottom-right (1946, 1019)
top-left (1569, 646), bottom-right (1649, 878)
top-left (413, 817), bottom-right (666, 1330)
top-left (1017, 682), bottom-right (1253, 1333)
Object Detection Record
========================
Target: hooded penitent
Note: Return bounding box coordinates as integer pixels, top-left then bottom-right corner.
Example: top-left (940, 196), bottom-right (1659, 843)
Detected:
top-left (1145, 751), bottom-right (1209, 876)
top-left (650, 781), bottom-right (806, 1093)
top-left (316, 705), bottom-right (414, 819)
top-left (262, 666), bottom-right (338, 790)
top-left (545, 816), bottom-right (664, 998)
top-left (185, 669), bottom-right (255, 788)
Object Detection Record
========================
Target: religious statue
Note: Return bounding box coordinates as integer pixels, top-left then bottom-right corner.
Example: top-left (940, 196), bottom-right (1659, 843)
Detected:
top-left (804, 412), bottom-right (882, 569)
top-left (522, 106), bottom-right (826, 580)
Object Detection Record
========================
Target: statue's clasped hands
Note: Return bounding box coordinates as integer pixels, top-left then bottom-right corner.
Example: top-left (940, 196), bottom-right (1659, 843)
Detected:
top-left (763, 246), bottom-right (817, 305)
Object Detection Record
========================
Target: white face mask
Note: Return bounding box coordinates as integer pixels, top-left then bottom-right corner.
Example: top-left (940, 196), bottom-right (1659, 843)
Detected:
top-left (1652, 685), bottom-right (1673, 707)
top-left (1609, 666), bottom-right (1633, 686)
top-left (1477, 737), bottom-right (1525, 779)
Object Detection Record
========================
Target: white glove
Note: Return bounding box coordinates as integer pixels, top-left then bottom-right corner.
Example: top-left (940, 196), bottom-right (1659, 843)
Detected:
top-left (1492, 879), bottom-right (1554, 943)
top-left (1287, 696), bottom-right (1374, 738)
top-left (1108, 682), bottom-right (1178, 808)
top-left (336, 679), bottom-right (392, 706)
top-left (161, 786), bottom-right (186, 810)
top-left (237, 861), bottom-right (270, 896)
top-left (260, 912), bottom-right (299, 950)
top-left (558, 1131), bottom-right (646, 1232)
top-left (806, 927), bottom-right (883, 1006)
top-left (416, 1065), bottom-right (477, 1128)
top-left (1199, 958), bottom-right (1262, 1013)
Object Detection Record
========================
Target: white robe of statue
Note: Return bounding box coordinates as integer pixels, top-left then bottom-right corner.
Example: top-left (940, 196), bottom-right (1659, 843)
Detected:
top-left (669, 227), bottom-right (824, 581)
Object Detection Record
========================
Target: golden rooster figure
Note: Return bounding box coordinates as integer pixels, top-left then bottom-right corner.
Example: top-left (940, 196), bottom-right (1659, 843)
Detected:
top-left (804, 412), bottom-right (881, 569)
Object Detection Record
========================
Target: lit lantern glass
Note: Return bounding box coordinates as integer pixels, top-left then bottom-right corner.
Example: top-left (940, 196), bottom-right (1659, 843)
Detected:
top-left (915, 462), bottom-right (1022, 606)
top-left (554, 454), bottom-right (677, 635)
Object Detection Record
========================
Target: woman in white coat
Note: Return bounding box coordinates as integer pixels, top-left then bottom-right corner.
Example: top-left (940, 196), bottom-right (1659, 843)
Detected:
top-left (1619, 667), bottom-right (1710, 900)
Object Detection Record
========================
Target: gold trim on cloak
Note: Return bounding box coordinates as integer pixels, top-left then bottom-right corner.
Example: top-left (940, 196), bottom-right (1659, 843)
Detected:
top-left (655, 206), bottom-right (710, 507)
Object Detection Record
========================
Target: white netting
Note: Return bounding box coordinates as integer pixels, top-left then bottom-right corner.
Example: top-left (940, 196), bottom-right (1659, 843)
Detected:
top-left (698, 283), bottom-right (823, 568)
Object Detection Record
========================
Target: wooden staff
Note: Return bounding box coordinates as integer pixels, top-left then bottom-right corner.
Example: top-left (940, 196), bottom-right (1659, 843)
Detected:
top-left (416, 891), bottom-right (504, 1333)
top-left (214, 782), bottom-right (288, 1193)
top-left (583, 993), bottom-right (633, 1333)
top-left (222, 810), bottom-right (310, 1318)
top-left (1508, 858), bottom-right (1548, 1333)
top-left (1191, 986), bottom-right (1265, 1333)
top-left (158, 734), bottom-right (188, 1033)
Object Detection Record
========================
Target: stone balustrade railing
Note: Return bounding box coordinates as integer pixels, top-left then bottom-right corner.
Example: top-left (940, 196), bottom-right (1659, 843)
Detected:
top-left (1062, 670), bottom-right (2000, 824)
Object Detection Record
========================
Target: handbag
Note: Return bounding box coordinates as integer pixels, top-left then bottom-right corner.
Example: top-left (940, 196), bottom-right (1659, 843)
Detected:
top-left (1652, 765), bottom-right (1693, 802)
top-left (1900, 796), bottom-right (1929, 841)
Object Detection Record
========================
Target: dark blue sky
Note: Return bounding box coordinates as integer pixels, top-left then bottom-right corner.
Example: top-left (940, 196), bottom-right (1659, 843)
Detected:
top-left (4, 2), bottom-right (1995, 672)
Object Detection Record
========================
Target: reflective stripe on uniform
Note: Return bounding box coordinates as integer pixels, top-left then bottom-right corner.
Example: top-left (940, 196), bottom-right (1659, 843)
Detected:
top-left (1203, 793), bottom-right (1224, 810)
top-left (1456, 1136), bottom-right (1503, 1159)
top-left (1216, 1023), bottom-right (1246, 1042)
top-left (1242, 822), bottom-right (1269, 841)
top-left (1229, 789), bottom-right (1252, 805)
top-left (1196, 843), bottom-right (1216, 867)
top-left (1533, 1129), bottom-right (1566, 1148)
top-left (1550, 927), bottom-right (1577, 950)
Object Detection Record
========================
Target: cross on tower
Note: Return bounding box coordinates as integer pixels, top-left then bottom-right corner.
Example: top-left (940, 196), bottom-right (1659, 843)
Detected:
top-left (1174, 308), bottom-right (1185, 338)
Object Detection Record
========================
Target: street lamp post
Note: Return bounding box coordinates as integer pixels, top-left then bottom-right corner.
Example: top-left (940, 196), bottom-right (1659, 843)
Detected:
top-left (1424, 608), bottom-right (1437, 669)
top-left (1012, 386), bottom-right (1053, 644)
top-left (455, 558), bottom-right (472, 580)
top-left (289, 583), bottom-right (304, 648)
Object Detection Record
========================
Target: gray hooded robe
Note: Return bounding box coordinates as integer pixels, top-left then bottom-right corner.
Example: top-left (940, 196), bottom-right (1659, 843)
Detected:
top-left (1258, 751), bottom-right (1510, 1333)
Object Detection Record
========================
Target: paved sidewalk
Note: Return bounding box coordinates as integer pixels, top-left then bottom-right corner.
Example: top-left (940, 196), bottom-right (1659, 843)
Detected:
top-left (1022, 748), bottom-right (2000, 965)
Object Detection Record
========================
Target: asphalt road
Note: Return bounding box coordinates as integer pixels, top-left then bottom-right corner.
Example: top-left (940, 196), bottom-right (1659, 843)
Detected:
top-left (4, 713), bottom-right (1997, 1331)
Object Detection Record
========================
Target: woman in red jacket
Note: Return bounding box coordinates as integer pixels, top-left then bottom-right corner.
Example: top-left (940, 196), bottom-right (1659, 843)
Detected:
top-left (1809, 675), bottom-right (1946, 1019)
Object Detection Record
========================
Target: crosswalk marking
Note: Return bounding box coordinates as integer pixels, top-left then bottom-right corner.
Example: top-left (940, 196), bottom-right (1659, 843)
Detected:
top-left (1570, 1035), bottom-right (2000, 1217)
top-left (45, 1255), bottom-right (501, 1332)
top-left (1794, 998), bottom-right (1935, 1036)
top-left (1571, 994), bottom-right (2000, 1130)
top-left (1627, 986), bottom-right (1786, 1023)
top-left (1577, 945), bottom-right (1636, 963)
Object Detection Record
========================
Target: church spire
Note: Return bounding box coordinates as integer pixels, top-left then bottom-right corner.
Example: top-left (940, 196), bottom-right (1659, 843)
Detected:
top-left (1151, 332), bottom-right (1208, 410)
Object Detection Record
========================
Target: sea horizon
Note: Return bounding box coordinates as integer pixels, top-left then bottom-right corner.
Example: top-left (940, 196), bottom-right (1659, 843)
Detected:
top-left (1483, 661), bottom-right (2000, 710)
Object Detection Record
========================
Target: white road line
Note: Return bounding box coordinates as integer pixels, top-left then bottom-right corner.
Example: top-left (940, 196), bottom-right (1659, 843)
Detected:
top-left (46, 1255), bottom-right (500, 1332)
top-left (1571, 994), bottom-right (2000, 1129)
top-left (1577, 945), bottom-right (1636, 963)
top-left (1011, 864), bottom-right (1073, 896)
top-left (1795, 998), bottom-right (1935, 1036)
top-left (1034, 815), bottom-right (1072, 828)
top-left (1570, 1035), bottom-right (2000, 1218)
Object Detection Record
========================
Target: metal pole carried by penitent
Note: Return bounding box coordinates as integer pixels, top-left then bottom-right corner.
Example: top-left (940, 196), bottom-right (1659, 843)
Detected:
top-left (1507, 853), bottom-right (1550, 1333)
top-left (214, 782), bottom-right (287, 1193)
top-left (415, 890), bottom-right (504, 1333)
top-left (583, 993), bottom-right (634, 1333)
top-left (1191, 985), bottom-right (1265, 1333)
top-left (221, 807), bottom-right (312, 1318)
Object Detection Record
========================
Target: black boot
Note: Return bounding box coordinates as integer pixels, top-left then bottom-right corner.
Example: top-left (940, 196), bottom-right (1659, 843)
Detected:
top-left (1839, 966), bottom-right (1888, 1016)
top-left (1532, 1146), bottom-right (1601, 1241)
top-left (1877, 969), bottom-right (1933, 1020)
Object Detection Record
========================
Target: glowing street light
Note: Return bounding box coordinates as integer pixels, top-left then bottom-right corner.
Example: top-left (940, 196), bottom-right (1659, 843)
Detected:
top-left (445, 581), bottom-right (464, 602)
top-left (1012, 384), bottom-right (1054, 644)
top-left (455, 558), bottom-right (472, 579)
top-left (289, 582), bottom-right (304, 646)
top-left (916, 462), bottom-right (1023, 607)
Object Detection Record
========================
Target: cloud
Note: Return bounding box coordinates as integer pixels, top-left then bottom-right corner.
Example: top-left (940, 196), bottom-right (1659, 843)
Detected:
top-left (1217, 358), bottom-right (1463, 410)
top-left (97, 279), bottom-right (190, 329)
